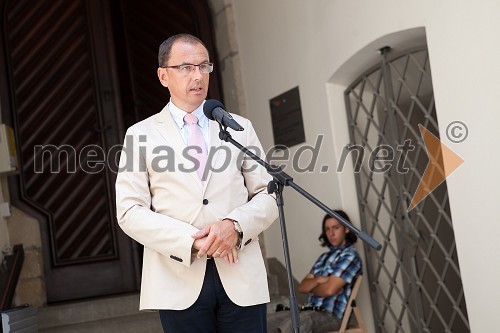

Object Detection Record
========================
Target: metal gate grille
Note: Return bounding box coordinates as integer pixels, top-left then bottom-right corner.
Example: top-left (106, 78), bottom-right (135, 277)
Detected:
top-left (344, 47), bottom-right (470, 333)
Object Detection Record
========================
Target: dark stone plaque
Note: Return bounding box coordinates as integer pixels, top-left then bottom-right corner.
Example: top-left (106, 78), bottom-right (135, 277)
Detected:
top-left (269, 86), bottom-right (305, 148)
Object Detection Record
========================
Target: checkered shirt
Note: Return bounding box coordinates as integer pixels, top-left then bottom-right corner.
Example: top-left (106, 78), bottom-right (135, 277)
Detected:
top-left (305, 244), bottom-right (362, 319)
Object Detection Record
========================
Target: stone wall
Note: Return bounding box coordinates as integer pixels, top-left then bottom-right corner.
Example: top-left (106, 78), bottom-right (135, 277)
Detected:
top-left (6, 207), bottom-right (46, 307)
top-left (0, 177), bottom-right (9, 264)
top-left (209, 0), bottom-right (247, 118)
top-left (1, 177), bottom-right (46, 307)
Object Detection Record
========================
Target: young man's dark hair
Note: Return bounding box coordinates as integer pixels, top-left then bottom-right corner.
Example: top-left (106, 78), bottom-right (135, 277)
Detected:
top-left (318, 210), bottom-right (358, 247)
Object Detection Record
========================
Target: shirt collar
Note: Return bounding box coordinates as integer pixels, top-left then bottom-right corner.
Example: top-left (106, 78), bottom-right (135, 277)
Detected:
top-left (328, 243), bottom-right (349, 252)
top-left (168, 99), bottom-right (208, 129)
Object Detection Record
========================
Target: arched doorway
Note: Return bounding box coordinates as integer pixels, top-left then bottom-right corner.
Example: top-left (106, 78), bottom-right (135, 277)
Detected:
top-left (345, 46), bottom-right (470, 332)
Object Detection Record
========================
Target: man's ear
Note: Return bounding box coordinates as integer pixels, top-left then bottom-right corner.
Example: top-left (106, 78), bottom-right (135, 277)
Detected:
top-left (158, 67), bottom-right (169, 87)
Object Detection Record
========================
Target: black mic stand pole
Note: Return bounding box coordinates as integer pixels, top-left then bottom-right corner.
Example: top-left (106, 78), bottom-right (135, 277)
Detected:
top-left (217, 126), bottom-right (382, 333)
top-left (267, 179), bottom-right (301, 332)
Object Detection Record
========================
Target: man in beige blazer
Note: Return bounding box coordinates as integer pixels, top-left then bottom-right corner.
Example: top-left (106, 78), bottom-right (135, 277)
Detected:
top-left (115, 33), bottom-right (278, 332)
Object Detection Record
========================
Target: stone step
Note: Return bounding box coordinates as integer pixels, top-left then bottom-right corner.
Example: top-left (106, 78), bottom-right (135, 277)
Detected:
top-left (35, 260), bottom-right (296, 332)
top-left (38, 293), bottom-right (161, 332)
top-left (38, 293), bottom-right (285, 332)
top-left (39, 312), bottom-right (161, 333)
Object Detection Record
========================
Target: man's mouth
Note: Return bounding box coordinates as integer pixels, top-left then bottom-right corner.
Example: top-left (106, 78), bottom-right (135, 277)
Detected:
top-left (190, 87), bottom-right (203, 92)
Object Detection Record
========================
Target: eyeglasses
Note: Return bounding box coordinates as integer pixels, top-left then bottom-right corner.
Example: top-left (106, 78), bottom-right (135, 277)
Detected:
top-left (162, 63), bottom-right (214, 75)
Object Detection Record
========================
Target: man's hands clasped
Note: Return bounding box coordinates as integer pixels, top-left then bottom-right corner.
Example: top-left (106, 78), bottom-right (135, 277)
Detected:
top-left (192, 219), bottom-right (239, 265)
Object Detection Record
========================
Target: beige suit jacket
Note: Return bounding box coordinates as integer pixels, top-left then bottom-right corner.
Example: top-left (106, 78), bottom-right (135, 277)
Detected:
top-left (115, 104), bottom-right (279, 310)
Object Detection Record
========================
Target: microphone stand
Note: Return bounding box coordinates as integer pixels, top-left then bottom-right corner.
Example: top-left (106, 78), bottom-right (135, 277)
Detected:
top-left (218, 125), bottom-right (382, 333)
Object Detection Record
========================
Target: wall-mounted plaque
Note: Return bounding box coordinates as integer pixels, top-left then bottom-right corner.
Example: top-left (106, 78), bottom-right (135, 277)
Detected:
top-left (269, 86), bottom-right (305, 148)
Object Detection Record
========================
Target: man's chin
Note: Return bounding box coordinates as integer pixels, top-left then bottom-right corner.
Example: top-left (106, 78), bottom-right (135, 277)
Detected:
top-left (190, 95), bottom-right (207, 104)
top-left (330, 240), bottom-right (342, 247)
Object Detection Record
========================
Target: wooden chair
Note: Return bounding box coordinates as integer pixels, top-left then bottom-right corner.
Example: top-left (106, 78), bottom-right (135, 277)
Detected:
top-left (329, 275), bottom-right (367, 333)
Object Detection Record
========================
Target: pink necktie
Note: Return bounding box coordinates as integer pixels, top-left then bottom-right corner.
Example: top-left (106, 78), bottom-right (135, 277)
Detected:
top-left (184, 113), bottom-right (208, 180)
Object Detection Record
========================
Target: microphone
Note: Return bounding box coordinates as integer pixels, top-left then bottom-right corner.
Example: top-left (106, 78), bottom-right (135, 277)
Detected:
top-left (203, 99), bottom-right (244, 131)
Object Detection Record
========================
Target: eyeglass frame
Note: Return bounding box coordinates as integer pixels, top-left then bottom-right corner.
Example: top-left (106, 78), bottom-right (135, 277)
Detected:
top-left (161, 62), bottom-right (214, 75)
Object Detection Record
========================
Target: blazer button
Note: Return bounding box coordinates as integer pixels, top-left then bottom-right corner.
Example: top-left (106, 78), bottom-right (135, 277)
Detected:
top-left (244, 239), bottom-right (252, 246)
top-left (203, 199), bottom-right (209, 205)
top-left (170, 255), bottom-right (183, 262)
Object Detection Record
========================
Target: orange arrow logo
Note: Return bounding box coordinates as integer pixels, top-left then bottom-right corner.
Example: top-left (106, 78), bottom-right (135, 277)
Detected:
top-left (408, 124), bottom-right (464, 211)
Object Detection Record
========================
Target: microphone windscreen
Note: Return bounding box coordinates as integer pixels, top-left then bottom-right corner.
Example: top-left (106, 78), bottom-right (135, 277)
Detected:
top-left (203, 99), bottom-right (225, 120)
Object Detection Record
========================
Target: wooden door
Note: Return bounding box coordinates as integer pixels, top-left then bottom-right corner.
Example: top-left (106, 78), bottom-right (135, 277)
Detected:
top-left (1, 0), bottom-right (221, 302)
top-left (2, 0), bottom-right (137, 302)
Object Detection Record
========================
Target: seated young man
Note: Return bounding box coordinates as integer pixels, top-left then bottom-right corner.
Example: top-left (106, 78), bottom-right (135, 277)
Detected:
top-left (268, 210), bottom-right (363, 333)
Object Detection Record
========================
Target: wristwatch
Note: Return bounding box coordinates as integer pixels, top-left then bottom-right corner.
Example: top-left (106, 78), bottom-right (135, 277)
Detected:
top-left (233, 220), bottom-right (243, 249)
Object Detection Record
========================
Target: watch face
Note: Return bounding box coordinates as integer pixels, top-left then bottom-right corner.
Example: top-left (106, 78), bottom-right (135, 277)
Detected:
top-left (233, 221), bottom-right (243, 233)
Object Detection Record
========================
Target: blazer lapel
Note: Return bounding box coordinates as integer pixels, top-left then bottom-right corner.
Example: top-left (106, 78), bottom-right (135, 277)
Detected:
top-left (155, 106), bottom-right (203, 190)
